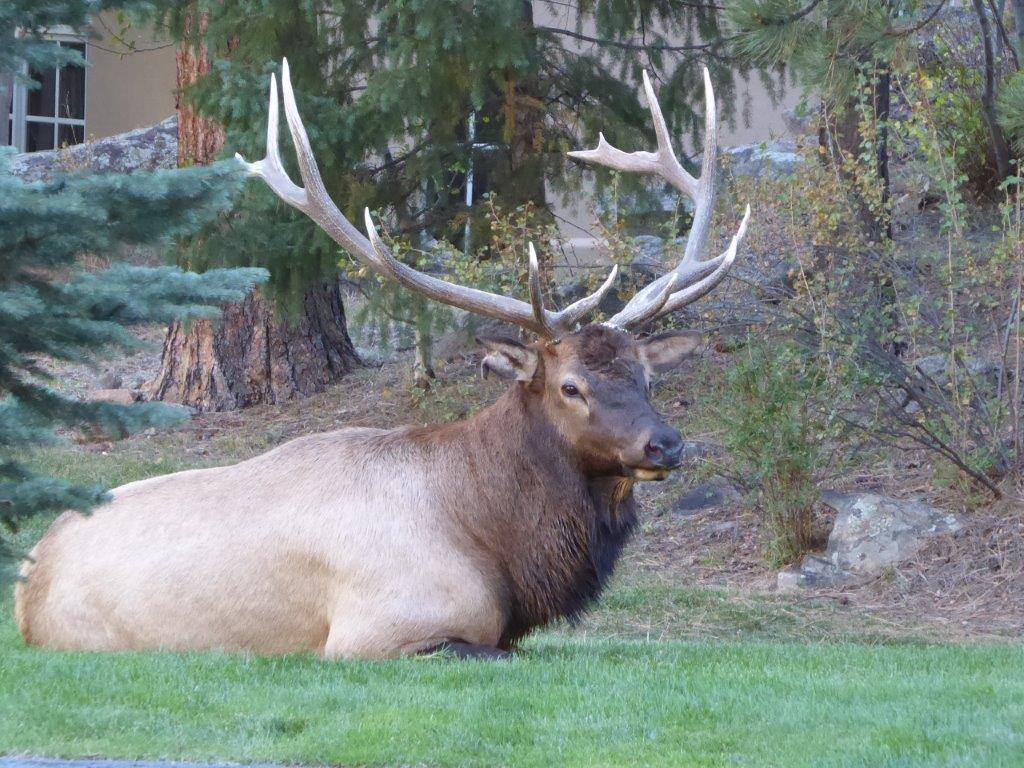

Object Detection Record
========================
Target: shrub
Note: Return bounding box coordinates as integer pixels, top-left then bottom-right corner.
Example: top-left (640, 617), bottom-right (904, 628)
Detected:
top-left (716, 338), bottom-right (826, 567)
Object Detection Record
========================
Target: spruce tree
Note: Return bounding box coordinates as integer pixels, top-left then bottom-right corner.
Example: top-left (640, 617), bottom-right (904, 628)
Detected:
top-left (161, 1), bottom-right (740, 271)
top-left (1, 6), bottom-right (267, 578)
top-left (144, 0), bottom-right (745, 396)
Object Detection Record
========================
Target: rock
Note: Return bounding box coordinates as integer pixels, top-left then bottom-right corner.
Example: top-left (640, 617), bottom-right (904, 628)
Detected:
top-left (670, 476), bottom-right (742, 514)
top-left (709, 520), bottom-right (739, 538)
top-left (724, 139), bottom-right (801, 179)
top-left (776, 569), bottom-right (806, 594)
top-left (97, 371), bottom-right (123, 389)
top-left (680, 440), bottom-right (723, 463)
top-left (913, 354), bottom-right (947, 378)
top-left (354, 346), bottom-right (391, 367)
top-left (777, 492), bottom-right (961, 590)
top-left (777, 555), bottom-right (847, 592)
top-left (913, 354), bottom-right (1004, 389)
top-left (82, 388), bottom-right (138, 405)
top-left (7, 117), bottom-right (177, 182)
top-left (820, 491), bottom-right (961, 577)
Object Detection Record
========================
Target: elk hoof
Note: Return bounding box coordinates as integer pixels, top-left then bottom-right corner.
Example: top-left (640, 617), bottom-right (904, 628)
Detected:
top-left (424, 640), bottom-right (512, 660)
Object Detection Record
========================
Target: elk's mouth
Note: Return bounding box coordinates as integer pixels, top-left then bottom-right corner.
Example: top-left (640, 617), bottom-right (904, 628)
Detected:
top-left (629, 465), bottom-right (677, 482)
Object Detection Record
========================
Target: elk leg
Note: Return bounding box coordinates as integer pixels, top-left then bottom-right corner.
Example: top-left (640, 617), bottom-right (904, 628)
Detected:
top-left (423, 639), bottom-right (512, 660)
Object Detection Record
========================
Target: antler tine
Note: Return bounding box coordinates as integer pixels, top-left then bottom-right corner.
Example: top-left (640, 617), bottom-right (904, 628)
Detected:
top-left (618, 273), bottom-right (678, 330)
top-left (568, 70), bottom-right (697, 199)
top-left (234, 72), bottom-right (308, 211)
top-left (657, 204), bottom-right (749, 317)
top-left (570, 67), bottom-right (749, 331)
top-left (238, 58), bottom-right (618, 339)
top-left (528, 243), bottom-right (557, 337)
top-left (557, 262), bottom-right (619, 326)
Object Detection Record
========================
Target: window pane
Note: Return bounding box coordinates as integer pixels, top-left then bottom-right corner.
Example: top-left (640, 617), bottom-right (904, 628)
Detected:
top-left (57, 123), bottom-right (82, 147)
top-left (26, 121), bottom-right (55, 151)
top-left (26, 67), bottom-right (56, 118)
top-left (58, 47), bottom-right (85, 120)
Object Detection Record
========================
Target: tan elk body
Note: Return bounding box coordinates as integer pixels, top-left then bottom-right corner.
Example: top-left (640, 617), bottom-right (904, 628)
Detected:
top-left (16, 61), bottom-right (749, 659)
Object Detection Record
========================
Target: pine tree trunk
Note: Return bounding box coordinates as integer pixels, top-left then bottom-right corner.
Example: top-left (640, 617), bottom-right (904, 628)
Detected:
top-left (175, 10), bottom-right (224, 166)
top-left (147, 280), bottom-right (359, 411)
top-left (149, 6), bottom-right (360, 412)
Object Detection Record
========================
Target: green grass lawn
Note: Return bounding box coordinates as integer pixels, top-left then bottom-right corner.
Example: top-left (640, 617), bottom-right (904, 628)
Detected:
top-left (1, 618), bottom-right (1022, 768)
top-left (2, 447), bottom-right (1023, 767)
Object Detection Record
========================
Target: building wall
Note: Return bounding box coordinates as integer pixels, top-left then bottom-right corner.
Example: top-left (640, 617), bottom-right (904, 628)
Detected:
top-left (84, 12), bottom-right (177, 140)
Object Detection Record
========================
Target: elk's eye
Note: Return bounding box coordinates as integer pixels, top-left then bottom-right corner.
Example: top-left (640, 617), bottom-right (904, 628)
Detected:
top-left (561, 383), bottom-right (581, 398)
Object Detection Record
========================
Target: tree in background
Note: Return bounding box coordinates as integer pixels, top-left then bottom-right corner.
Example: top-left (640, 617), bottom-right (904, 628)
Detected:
top-left (729, 1), bottom-right (1020, 216)
top-left (0, 7), bottom-right (267, 577)
top-left (145, 6), bottom-right (361, 411)
top-left (146, 0), bottom-right (749, 403)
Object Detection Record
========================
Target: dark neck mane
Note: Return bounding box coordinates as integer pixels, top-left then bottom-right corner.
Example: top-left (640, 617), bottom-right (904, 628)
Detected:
top-left (404, 385), bottom-right (639, 646)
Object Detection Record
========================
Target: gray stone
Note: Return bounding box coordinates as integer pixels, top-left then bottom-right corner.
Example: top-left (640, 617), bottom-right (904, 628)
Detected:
top-left (777, 555), bottom-right (849, 592)
top-left (778, 492), bottom-right (961, 590)
top-left (913, 354), bottom-right (1004, 388)
top-left (913, 354), bottom-right (947, 378)
top-left (98, 370), bottom-right (123, 389)
top-left (354, 346), bottom-right (391, 367)
top-left (709, 520), bottom-right (739, 538)
top-left (671, 475), bottom-right (742, 514)
top-left (820, 491), bottom-right (961, 577)
top-left (680, 440), bottom-right (723, 462)
top-left (82, 388), bottom-right (138, 405)
top-left (7, 117), bottom-right (177, 182)
top-left (776, 569), bottom-right (807, 593)
top-left (797, 553), bottom-right (848, 584)
top-left (724, 139), bottom-right (802, 179)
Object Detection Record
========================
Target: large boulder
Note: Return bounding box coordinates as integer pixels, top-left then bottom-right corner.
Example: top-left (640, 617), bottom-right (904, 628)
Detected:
top-left (822, 492), bottom-right (962, 575)
top-left (778, 492), bottom-right (961, 590)
top-left (913, 354), bottom-right (1003, 389)
top-left (724, 139), bottom-right (802, 179)
top-left (7, 117), bottom-right (177, 182)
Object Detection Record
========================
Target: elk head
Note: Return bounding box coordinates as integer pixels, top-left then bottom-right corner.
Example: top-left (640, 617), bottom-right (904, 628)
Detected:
top-left (478, 325), bottom-right (700, 480)
top-left (237, 60), bottom-right (750, 481)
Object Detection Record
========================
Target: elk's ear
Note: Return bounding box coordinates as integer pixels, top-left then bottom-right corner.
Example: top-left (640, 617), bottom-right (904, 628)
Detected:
top-left (637, 330), bottom-right (702, 374)
top-left (477, 336), bottom-right (539, 382)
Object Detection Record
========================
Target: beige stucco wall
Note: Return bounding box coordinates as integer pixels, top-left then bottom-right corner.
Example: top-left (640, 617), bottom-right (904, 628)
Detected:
top-left (84, 12), bottom-right (176, 140)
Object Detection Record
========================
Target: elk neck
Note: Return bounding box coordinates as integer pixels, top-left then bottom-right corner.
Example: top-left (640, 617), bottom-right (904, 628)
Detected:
top-left (402, 383), bottom-right (639, 645)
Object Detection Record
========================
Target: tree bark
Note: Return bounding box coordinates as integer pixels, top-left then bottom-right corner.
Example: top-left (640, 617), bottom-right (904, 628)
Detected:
top-left (974, 0), bottom-right (1013, 181)
top-left (147, 280), bottom-right (359, 411)
top-left (1013, 0), bottom-right (1024, 55)
top-left (175, 10), bottom-right (225, 166)
top-left (150, 5), bottom-right (360, 412)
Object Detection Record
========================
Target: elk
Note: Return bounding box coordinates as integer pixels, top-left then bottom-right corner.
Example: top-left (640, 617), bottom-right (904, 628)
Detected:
top-left (16, 60), bottom-right (749, 659)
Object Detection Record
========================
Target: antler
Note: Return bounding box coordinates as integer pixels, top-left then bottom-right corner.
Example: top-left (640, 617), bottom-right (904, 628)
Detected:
top-left (568, 69), bottom-right (750, 330)
top-left (236, 58), bottom-right (617, 339)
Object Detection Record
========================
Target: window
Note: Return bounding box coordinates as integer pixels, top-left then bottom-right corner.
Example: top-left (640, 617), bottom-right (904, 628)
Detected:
top-left (7, 39), bottom-right (86, 152)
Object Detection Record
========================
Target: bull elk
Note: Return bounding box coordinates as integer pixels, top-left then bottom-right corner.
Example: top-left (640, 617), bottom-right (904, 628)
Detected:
top-left (16, 60), bottom-right (749, 659)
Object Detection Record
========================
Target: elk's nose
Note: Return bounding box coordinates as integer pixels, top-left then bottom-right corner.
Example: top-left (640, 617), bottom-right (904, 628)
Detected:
top-left (644, 427), bottom-right (684, 467)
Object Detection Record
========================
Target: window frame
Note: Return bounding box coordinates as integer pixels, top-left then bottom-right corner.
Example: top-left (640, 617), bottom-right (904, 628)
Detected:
top-left (10, 30), bottom-right (87, 152)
